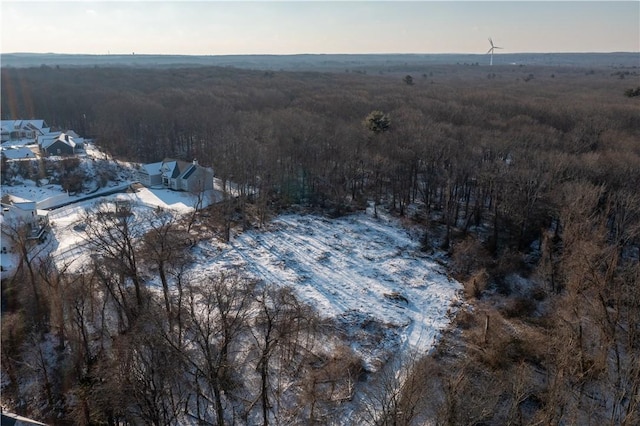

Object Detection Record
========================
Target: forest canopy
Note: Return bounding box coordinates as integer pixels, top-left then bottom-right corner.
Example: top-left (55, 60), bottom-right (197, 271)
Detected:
top-left (1, 62), bottom-right (639, 424)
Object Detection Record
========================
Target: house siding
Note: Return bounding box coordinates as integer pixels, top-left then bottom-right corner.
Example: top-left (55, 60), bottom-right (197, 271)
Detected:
top-left (184, 167), bottom-right (214, 193)
top-left (43, 140), bottom-right (74, 156)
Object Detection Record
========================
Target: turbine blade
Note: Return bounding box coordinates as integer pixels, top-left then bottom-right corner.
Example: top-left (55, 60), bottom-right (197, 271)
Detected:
top-left (488, 37), bottom-right (494, 47)
top-left (486, 48), bottom-right (494, 54)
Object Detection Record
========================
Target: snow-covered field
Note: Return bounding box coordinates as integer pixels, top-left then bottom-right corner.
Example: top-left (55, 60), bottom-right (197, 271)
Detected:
top-left (193, 211), bottom-right (462, 367)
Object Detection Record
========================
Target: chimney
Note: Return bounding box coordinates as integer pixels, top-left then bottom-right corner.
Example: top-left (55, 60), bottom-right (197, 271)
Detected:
top-left (193, 159), bottom-right (198, 166)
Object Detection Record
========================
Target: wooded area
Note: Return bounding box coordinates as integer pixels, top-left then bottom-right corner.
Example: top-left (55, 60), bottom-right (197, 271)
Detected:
top-left (1, 63), bottom-right (639, 424)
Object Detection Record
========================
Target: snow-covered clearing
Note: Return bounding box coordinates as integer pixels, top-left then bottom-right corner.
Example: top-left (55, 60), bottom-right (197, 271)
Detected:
top-left (194, 211), bottom-right (462, 367)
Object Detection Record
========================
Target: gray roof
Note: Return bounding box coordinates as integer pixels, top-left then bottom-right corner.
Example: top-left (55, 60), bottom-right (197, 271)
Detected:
top-left (41, 133), bottom-right (76, 150)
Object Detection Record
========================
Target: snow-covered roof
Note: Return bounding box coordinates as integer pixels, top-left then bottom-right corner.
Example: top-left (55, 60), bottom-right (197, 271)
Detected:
top-left (41, 132), bottom-right (77, 150)
top-left (161, 160), bottom-right (179, 178)
top-left (147, 158), bottom-right (208, 183)
top-left (2, 194), bottom-right (37, 211)
top-left (0, 119), bottom-right (50, 134)
top-left (1, 119), bottom-right (48, 129)
top-left (140, 161), bottom-right (164, 176)
top-left (5, 194), bottom-right (35, 204)
top-left (1, 146), bottom-right (36, 159)
top-left (37, 132), bottom-right (62, 146)
top-left (4, 194), bottom-right (33, 204)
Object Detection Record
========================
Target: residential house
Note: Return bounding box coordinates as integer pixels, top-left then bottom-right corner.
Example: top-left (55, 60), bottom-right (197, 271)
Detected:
top-left (1, 195), bottom-right (49, 245)
top-left (1, 195), bottom-right (49, 272)
top-left (39, 132), bottom-right (81, 156)
top-left (1, 120), bottom-right (50, 144)
top-left (139, 158), bottom-right (214, 192)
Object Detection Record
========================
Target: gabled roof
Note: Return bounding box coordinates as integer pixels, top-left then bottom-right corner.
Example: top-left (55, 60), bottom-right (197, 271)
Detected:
top-left (161, 160), bottom-right (179, 178)
top-left (41, 133), bottom-right (76, 150)
top-left (140, 161), bottom-right (164, 176)
top-left (142, 158), bottom-right (212, 189)
top-left (180, 164), bottom-right (197, 180)
top-left (0, 119), bottom-right (50, 134)
top-left (37, 132), bottom-right (62, 146)
top-left (160, 158), bottom-right (193, 179)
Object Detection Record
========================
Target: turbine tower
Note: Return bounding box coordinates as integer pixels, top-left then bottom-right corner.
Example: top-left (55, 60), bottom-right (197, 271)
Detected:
top-left (487, 37), bottom-right (503, 66)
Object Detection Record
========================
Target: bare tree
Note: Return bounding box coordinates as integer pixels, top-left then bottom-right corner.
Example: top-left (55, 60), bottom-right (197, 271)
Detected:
top-left (2, 215), bottom-right (50, 322)
top-left (168, 272), bottom-right (257, 425)
top-left (359, 352), bottom-right (430, 426)
top-left (141, 207), bottom-right (192, 323)
top-left (250, 285), bottom-right (316, 425)
top-left (83, 200), bottom-right (146, 317)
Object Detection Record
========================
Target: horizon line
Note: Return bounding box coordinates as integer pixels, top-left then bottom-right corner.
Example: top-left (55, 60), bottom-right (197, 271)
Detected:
top-left (3, 51), bottom-right (639, 56)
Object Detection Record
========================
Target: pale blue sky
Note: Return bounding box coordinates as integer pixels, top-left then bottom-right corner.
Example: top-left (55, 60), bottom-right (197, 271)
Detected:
top-left (1, 1), bottom-right (638, 55)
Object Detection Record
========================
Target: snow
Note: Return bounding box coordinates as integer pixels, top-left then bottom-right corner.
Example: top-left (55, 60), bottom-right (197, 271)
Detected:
top-left (1, 179), bottom-right (66, 203)
top-left (193, 212), bottom-right (462, 366)
top-left (120, 186), bottom-right (204, 213)
top-left (1, 146), bottom-right (37, 159)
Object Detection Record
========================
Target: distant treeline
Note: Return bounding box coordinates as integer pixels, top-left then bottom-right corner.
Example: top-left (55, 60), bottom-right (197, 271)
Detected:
top-left (2, 52), bottom-right (638, 70)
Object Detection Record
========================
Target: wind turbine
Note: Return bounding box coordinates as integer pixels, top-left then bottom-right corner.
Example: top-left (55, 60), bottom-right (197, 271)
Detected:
top-left (486, 37), bottom-right (502, 66)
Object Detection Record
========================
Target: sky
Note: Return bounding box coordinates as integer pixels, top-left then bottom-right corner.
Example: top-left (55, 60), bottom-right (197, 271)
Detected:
top-left (1, 1), bottom-right (638, 55)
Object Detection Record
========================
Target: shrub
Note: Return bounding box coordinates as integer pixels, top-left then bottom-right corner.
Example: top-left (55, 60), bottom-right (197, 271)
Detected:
top-left (463, 268), bottom-right (489, 299)
top-left (624, 86), bottom-right (640, 97)
top-left (500, 296), bottom-right (537, 318)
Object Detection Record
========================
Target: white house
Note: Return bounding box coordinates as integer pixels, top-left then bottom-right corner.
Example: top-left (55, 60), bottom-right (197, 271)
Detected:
top-left (139, 158), bottom-right (214, 192)
top-left (1, 195), bottom-right (49, 273)
top-left (1, 120), bottom-right (50, 144)
top-left (1, 195), bottom-right (49, 244)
